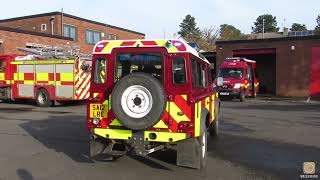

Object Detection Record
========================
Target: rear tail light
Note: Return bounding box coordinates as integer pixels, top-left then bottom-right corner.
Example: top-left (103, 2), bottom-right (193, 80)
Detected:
top-left (178, 121), bottom-right (194, 131)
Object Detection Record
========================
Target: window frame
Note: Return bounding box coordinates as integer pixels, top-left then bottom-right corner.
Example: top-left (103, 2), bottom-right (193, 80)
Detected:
top-left (41, 24), bottom-right (47, 31)
top-left (63, 24), bottom-right (77, 41)
top-left (93, 58), bottom-right (107, 84)
top-left (86, 29), bottom-right (102, 45)
top-left (172, 56), bottom-right (187, 86)
top-left (191, 58), bottom-right (208, 88)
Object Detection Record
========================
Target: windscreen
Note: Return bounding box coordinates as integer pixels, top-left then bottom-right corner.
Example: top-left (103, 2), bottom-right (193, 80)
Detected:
top-left (115, 52), bottom-right (163, 82)
top-left (218, 68), bottom-right (244, 79)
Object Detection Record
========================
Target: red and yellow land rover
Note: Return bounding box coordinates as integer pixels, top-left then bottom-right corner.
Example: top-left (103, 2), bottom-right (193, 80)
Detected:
top-left (87, 39), bottom-right (220, 169)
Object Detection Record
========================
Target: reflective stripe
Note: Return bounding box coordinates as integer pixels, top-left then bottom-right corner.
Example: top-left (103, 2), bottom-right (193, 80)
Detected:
top-left (36, 73), bottom-right (48, 81)
top-left (194, 102), bottom-right (201, 137)
top-left (110, 119), bottom-right (122, 126)
top-left (11, 60), bottom-right (75, 65)
top-left (94, 128), bottom-right (132, 140)
top-left (60, 73), bottom-right (74, 81)
top-left (93, 128), bottom-right (187, 142)
top-left (144, 131), bottom-right (187, 142)
top-left (168, 101), bottom-right (190, 123)
top-left (0, 73), bottom-right (4, 80)
top-left (101, 41), bottom-right (122, 53)
top-left (153, 120), bottom-right (169, 129)
top-left (211, 95), bottom-right (215, 121)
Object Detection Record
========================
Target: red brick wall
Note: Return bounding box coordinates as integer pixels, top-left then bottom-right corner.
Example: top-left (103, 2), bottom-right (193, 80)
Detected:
top-left (0, 14), bottom-right (144, 54)
top-left (0, 16), bottom-right (59, 35)
top-left (0, 30), bottom-right (72, 54)
top-left (216, 39), bottom-right (320, 97)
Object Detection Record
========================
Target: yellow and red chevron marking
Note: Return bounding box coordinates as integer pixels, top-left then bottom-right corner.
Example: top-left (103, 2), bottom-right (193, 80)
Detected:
top-left (94, 40), bottom-right (187, 54)
top-left (107, 94), bottom-right (191, 132)
top-left (74, 65), bottom-right (91, 100)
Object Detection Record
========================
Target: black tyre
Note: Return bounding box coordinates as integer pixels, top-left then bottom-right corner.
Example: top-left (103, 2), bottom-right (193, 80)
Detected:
top-left (36, 89), bottom-right (53, 107)
top-left (197, 124), bottom-right (207, 168)
top-left (239, 90), bottom-right (245, 102)
top-left (111, 73), bottom-right (166, 130)
top-left (209, 114), bottom-right (219, 137)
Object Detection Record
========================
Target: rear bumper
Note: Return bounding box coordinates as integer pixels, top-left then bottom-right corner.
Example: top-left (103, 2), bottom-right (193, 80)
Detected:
top-left (93, 128), bottom-right (188, 143)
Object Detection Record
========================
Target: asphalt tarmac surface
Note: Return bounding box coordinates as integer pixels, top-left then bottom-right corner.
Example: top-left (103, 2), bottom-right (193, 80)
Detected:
top-left (0, 99), bottom-right (319, 180)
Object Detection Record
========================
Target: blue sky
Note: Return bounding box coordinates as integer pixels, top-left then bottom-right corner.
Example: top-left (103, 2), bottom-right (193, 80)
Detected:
top-left (0, 0), bottom-right (319, 38)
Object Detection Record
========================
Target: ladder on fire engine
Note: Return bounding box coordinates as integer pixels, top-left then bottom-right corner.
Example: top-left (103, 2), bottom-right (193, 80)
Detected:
top-left (17, 43), bottom-right (92, 60)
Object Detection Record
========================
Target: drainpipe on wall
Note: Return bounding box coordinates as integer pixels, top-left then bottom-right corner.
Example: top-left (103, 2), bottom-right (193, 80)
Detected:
top-left (61, 8), bottom-right (64, 36)
top-left (50, 16), bottom-right (55, 35)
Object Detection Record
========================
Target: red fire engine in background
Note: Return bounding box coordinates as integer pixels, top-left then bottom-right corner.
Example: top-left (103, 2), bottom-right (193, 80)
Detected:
top-left (0, 53), bottom-right (92, 107)
top-left (214, 57), bottom-right (259, 101)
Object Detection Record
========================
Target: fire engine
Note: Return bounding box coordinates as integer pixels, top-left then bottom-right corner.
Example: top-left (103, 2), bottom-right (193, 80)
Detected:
top-left (214, 57), bottom-right (259, 101)
top-left (0, 54), bottom-right (92, 106)
top-left (87, 39), bottom-right (220, 169)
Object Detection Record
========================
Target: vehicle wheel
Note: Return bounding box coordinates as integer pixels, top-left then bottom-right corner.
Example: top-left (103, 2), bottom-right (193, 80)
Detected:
top-left (197, 127), bottom-right (207, 168)
top-left (36, 89), bottom-right (53, 107)
top-left (111, 73), bottom-right (166, 130)
top-left (239, 90), bottom-right (245, 102)
top-left (209, 114), bottom-right (219, 137)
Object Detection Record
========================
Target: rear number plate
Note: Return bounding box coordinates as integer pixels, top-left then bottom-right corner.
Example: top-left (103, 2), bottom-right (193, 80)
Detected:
top-left (90, 104), bottom-right (108, 118)
top-left (220, 92), bottom-right (230, 95)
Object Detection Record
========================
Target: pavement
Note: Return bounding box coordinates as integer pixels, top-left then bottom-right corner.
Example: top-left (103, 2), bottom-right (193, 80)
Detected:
top-left (0, 99), bottom-right (319, 180)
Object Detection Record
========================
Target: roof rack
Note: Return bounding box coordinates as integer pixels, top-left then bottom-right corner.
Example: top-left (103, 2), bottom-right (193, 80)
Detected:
top-left (17, 43), bottom-right (92, 60)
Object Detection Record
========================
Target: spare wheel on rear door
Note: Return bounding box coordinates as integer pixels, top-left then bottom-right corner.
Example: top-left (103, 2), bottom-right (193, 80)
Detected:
top-left (111, 73), bottom-right (167, 130)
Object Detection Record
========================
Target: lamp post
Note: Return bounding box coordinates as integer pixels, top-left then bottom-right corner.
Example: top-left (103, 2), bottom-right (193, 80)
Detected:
top-left (262, 18), bottom-right (265, 39)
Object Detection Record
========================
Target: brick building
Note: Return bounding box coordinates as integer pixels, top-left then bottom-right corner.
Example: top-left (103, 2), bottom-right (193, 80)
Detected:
top-left (0, 12), bottom-right (145, 54)
top-left (216, 35), bottom-right (320, 98)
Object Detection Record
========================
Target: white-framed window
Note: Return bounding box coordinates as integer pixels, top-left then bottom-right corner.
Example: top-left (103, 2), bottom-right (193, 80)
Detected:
top-left (41, 24), bottom-right (47, 31)
top-left (86, 30), bottom-right (101, 44)
top-left (63, 24), bottom-right (77, 40)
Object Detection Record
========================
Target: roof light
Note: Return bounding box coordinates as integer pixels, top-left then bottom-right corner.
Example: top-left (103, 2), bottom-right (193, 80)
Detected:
top-left (173, 42), bottom-right (182, 47)
top-left (94, 42), bottom-right (108, 53)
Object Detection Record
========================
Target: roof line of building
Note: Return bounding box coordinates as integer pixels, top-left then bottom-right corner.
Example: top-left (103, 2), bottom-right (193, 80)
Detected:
top-left (0, 11), bottom-right (145, 36)
top-left (216, 35), bottom-right (320, 44)
top-left (0, 26), bottom-right (73, 40)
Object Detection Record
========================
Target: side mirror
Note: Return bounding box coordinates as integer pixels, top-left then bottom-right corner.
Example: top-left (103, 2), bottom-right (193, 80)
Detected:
top-left (217, 77), bottom-right (223, 86)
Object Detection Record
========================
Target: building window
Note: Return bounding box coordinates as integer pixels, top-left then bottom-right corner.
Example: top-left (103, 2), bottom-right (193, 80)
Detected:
top-left (86, 30), bottom-right (101, 44)
top-left (63, 24), bottom-right (77, 40)
top-left (41, 24), bottom-right (47, 31)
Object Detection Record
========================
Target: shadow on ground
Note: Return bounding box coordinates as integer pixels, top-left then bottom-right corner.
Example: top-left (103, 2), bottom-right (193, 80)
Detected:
top-left (20, 115), bottom-right (93, 163)
top-left (19, 113), bottom-right (320, 179)
top-left (208, 133), bottom-right (320, 180)
top-left (234, 103), bottom-right (320, 112)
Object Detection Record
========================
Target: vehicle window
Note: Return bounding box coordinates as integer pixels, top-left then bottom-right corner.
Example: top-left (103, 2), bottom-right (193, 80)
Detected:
top-left (191, 59), bottom-right (202, 88)
top-left (218, 68), bottom-right (244, 79)
top-left (94, 58), bottom-right (107, 84)
top-left (115, 52), bottom-right (163, 83)
top-left (0, 59), bottom-right (4, 72)
top-left (201, 64), bottom-right (207, 87)
top-left (172, 57), bottom-right (186, 85)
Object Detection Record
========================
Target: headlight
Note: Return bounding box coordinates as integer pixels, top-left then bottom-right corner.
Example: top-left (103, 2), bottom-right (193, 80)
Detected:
top-left (234, 83), bottom-right (242, 89)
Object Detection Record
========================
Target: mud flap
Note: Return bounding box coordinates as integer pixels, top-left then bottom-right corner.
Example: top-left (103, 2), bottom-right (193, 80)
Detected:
top-left (90, 137), bottom-right (108, 159)
top-left (176, 138), bottom-right (201, 169)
